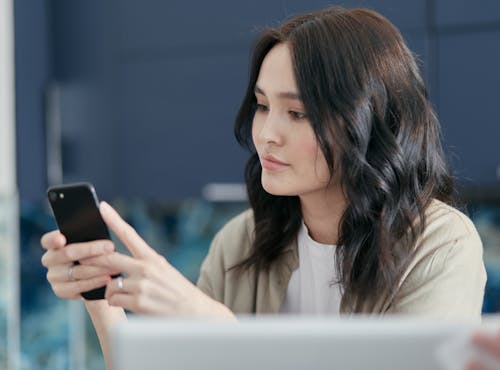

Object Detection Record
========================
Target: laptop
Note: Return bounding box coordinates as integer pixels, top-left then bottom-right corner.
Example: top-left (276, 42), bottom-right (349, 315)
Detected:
top-left (110, 316), bottom-right (481, 370)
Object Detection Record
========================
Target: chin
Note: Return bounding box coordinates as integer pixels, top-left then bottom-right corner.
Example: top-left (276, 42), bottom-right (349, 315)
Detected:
top-left (261, 178), bottom-right (295, 196)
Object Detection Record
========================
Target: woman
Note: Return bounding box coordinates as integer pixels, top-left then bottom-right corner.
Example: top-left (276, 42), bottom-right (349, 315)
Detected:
top-left (41, 6), bottom-right (486, 369)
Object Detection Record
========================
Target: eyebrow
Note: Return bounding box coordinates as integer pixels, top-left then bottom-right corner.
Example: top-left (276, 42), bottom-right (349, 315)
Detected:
top-left (254, 85), bottom-right (302, 101)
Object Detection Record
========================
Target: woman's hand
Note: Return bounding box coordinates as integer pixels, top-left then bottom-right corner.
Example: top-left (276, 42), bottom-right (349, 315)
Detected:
top-left (41, 231), bottom-right (119, 299)
top-left (81, 202), bottom-right (234, 318)
top-left (467, 331), bottom-right (500, 370)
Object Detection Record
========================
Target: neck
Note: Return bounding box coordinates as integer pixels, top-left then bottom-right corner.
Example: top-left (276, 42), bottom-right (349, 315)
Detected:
top-left (299, 185), bottom-right (346, 245)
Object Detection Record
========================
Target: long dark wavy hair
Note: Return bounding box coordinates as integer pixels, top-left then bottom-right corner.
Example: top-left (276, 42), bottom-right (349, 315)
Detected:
top-left (233, 7), bottom-right (454, 310)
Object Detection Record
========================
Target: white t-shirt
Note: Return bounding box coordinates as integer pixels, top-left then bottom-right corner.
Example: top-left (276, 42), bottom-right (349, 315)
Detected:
top-left (280, 222), bottom-right (342, 314)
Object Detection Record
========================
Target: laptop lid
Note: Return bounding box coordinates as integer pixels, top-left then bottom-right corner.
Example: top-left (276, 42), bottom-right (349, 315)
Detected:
top-left (110, 316), bottom-right (477, 370)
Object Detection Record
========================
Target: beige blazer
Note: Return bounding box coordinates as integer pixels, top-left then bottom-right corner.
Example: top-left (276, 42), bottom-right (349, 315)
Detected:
top-left (197, 199), bottom-right (486, 321)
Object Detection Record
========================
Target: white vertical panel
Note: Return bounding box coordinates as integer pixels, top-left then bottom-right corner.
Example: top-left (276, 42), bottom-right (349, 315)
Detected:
top-left (0, 1), bottom-right (20, 370)
top-left (0, 0), bottom-right (16, 195)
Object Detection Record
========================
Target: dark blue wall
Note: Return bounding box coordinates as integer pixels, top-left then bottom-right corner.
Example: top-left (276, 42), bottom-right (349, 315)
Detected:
top-left (15, 0), bottom-right (500, 203)
top-left (435, 0), bottom-right (500, 186)
top-left (14, 0), bottom-right (52, 202)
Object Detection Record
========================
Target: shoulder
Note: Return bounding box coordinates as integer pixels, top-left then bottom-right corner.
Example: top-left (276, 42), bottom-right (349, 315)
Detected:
top-left (417, 199), bottom-right (482, 259)
top-left (388, 199), bottom-right (486, 319)
top-left (402, 198), bottom-right (484, 284)
top-left (423, 199), bottom-right (479, 241)
top-left (197, 209), bottom-right (255, 300)
top-left (216, 208), bottom-right (255, 242)
top-left (206, 209), bottom-right (255, 266)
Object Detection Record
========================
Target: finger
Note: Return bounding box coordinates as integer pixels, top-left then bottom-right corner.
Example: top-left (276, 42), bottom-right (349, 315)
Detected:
top-left (41, 240), bottom-right (115, 267)
top-left (472, 332), bottom-right (500, 358)
top-left (47, 264), bottom-right (121, 283)
top-left (52, 275), bottom-right (111, 300)
top-left (107, 292), bottom-right (155, 314)
top-left (80, 252), bottom-right (144, 276)
top-left (105, 276), bottom-right (127, 299)
top-left (105, 276), bottom-right (155, 299)
top-left (100, 201), bottom-right (157, 259)
top-left (105, 276), bottom-right (180, 313)
top-left (41, 230), bottom-right (66, 250)
top-left (466, 360), bottom-right (489, 370)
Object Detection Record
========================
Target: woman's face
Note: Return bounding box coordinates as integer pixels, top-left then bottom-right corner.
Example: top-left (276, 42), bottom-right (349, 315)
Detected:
top-left (252, 42), bottom-right (333, 197)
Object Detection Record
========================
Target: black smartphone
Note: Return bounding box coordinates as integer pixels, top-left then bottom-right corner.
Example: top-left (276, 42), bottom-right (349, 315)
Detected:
top-left (47, 182), bottom-right (117, 300)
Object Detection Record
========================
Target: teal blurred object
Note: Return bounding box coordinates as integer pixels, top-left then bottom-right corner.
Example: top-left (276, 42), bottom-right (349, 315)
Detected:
top-left (0, 195), bottom-right (19, 370)
top-left (168, 199), bottom-right (248, 282)
top-left (19, 197), bottom-right (247, 370)
top-left (468, 204), bottom-right (500, 313)
top-left (20, 196), bottom-right (500, 369)
top-left (111, 198), bottom-right (248, 282)
top-left (19, 201), bottom-right (70, 370)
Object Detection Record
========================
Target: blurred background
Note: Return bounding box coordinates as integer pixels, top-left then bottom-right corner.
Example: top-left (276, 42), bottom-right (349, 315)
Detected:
top-left (0, 0), bottom-right (499, 369)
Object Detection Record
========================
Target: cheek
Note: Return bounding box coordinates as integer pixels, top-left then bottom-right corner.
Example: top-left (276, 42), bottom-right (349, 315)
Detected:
top-left (314, 149), bottom-right (332, 182)
top-left (251, 116), bottom-right (261, 147)
top-left (301, 141), bottom-right (331, 182)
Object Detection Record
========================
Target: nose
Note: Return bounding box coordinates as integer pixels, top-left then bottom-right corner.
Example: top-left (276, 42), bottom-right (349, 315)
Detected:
top-left (256, 110), bottom-right (284, 146)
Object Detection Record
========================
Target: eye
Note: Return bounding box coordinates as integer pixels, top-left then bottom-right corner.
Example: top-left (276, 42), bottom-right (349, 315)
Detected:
top-left (289, 110), bottom-right (307, 120)
top-left (256, 103), bottom-right (269, 112)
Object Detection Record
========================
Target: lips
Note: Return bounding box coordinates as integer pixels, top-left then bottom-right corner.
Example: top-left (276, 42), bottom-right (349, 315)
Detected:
top-left (261, 155), bottom-right (290, 171)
